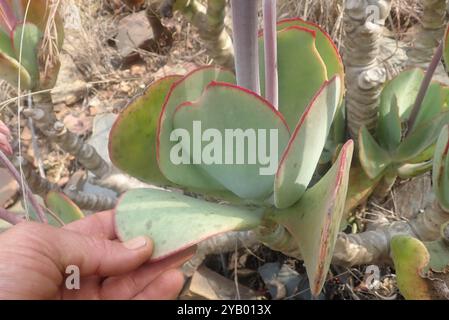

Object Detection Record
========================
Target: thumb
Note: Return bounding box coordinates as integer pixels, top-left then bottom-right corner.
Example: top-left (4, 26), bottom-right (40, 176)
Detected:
top-left (14, 222), bottom-right (153, 277)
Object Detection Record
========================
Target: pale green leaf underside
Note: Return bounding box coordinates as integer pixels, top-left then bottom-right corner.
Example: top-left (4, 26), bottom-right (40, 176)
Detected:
top-left (274, 76), bottom-right (342, 209)
top-left (115, 188), bottom-right (263, 260)
top-left (273, 140), bottom-right (354, 296)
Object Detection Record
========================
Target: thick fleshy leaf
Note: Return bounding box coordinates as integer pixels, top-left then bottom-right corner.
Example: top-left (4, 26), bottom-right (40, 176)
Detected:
top-left (275, 18), bottom-right (344, 97)
top-left (397, 161), bottom-right (433, 179)
top-left (358, 126), bottom-right (391, 179)
top-left (45, 191), bottom-right (84, 224)
top-left (377, 68), bottom-right (424, 150)
top-left (114, 188), bottom-right (263, 261)
top-left (432, 125), bottom-right (449, 211)
top-left (0, 51), bottom-right (31, 89)
top-left (173, 82), bottom-right (290, 200)
top-left (412, 82), bottom-right (444, 130)
top-left (12, 23), bottom-right (42, 86)
top-left (259, 25), bottom-right (328, 129)
top-left (157, 66), bottom-right (236, 190)
top-left (344, 164), bottom-right (381, 216)
top-left (0, 29), bottom-right (14, 57)
top-left (272, 140), bottom-right (353, 296)
top-left (391, 235), bottom-right (432, 300)
top-left (274, 76), bottom-right (341, 208)
top-left (424, 238), bottom-right (449, 273)
top-left (395, 111), bottom-right (449, 162)
top-left (109, 75), bottom-right (181, 185)
top-left (377, 94), bottom-right (402, 152)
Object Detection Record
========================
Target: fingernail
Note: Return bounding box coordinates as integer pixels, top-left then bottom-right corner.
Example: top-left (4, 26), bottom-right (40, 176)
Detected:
top-left (123, 236), bottom-right (148, 250)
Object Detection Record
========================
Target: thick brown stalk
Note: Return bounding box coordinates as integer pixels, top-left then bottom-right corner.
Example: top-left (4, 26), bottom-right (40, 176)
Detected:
top-left (407, 0), bottom-right (446, 70)
top-left (343, 0), bottom-right (392, 140)
top-left (24, 92), bottom-right (111, 178)
top-left (333, 199), bottom-right (449, 266)
top-left (165, 0), bottom-right (234, 69)
top-left (183, 197), bottom-right (449, 273)
top-left (0, 151), bottom-right (47, 223)
top-left (11, 157), bottom-right (115, 211)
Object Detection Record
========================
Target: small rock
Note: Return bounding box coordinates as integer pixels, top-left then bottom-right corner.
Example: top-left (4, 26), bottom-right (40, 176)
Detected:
top-left (180, 266), bottom-right (257, 300)
top-left (63, 113), bottom-right (93, 135)
top-left (116, 11), bottom-right (154, 63)
top-left (393, 174), bottom-right (434, 220)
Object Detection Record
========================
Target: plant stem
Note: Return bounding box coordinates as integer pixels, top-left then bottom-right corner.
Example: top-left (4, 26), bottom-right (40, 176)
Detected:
top-left (262, 0), bottom-right (278, 109)
top-left (0, 151), bottom-right (47, 223)
top-left (343, 0), bottom-right (392, 140)
top-left (406, 41), bottom-right (443, 134)
top-left (0, 207), bottom-right (24, 225)
top-left (230, 0), bottom-right (260, 94)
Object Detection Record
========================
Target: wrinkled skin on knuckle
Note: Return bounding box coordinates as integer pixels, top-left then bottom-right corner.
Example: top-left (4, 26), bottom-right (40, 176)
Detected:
top-left (0, 222), bottom-right (63, 299)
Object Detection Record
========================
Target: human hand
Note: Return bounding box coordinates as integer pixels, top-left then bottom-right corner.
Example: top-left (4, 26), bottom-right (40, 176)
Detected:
top-left (0, 210), bottom-right (193, 299)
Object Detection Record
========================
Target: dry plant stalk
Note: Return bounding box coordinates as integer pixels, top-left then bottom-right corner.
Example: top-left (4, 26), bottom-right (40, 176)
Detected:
top-left (160, 0), bottom-right (235, 69)
top-left (407, 0), bottom-right (447, 68)
top-left (343, 0), bottom-right (392, 140)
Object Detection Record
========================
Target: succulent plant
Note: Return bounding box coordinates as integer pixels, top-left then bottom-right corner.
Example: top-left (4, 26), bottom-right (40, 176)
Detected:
top-left (358, 24), bottom-right (449, 192)
top-left (110, 13), bottom-right (352, 297)
top-left (391, 125), bottom-right (449, 300)
top-left (358, 68), bottom-right (449, 184)
top-left (0, 0), bottom-right (64, 90)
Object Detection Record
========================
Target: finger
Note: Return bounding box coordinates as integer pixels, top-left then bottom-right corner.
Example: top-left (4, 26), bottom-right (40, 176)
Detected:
top-left (132, 269), bottom-right (185, 300)
top-left (64, 210), bottom-right (116, 239)
top-left (0, 135), bottom-right (12, 156)
top-left (100, 247), bottom-right (194, 299)
top-left (13, 222), bottom-right (153, 278)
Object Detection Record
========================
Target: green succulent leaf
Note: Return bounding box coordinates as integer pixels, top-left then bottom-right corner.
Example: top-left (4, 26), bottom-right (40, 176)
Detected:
top-left (274, 76), bottom-right (341, 209)
top-left (344, 164), bottom-right (381, 216)
top-left (157, 66), bottom-right (236, 190)
top-left (12, 23), bottom-right (42, 87)
top-left (395, 111), bottom-right (449, 162)
top-left (173, 82), bottom-right (290, 200)
top-left (391, 235), bottom-right (432, 300)
top-left (377, 68), bottom-right (424, 150)
top-left (0, 29), bottom-right (15, 57)
top-left (275, 18), bottom-right (345, 97)
top-left (397, 161), bottom-right (433, 179)
top-left (45, 191), bottom-right (84, 224)
top-left (432, 125), bottom-right (449, 211)
top-left (259, 25), bottom-right (328, 129)
top-left (424, 238), bottom-right (449, 273)
top-left (0, 51), bottom-right (31, 89)
top-left (114, 188), bottom-right (263, 261)
top-left (109, 75), bottom-right (181, 186)
top-left (377, 94), bottom-right (402, 151)
top-left (272, 140), bottom-right (353, 296)
top-left (358, 126), bottom-right (391, 179)
top-left (412, 82), bottom-right (445, 130)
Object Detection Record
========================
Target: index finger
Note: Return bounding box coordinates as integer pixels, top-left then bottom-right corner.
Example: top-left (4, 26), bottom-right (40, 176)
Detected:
top-left (64, 210), bottom-right (117, 240)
